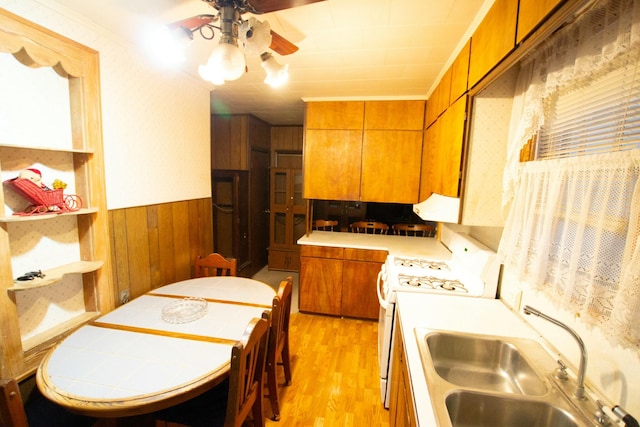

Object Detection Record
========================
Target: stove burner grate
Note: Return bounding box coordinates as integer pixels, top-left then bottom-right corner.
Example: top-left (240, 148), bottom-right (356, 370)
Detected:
top-left (394, 257), bottom-right (450, 271)
top-left (397, 274), bottom-right (468, 293)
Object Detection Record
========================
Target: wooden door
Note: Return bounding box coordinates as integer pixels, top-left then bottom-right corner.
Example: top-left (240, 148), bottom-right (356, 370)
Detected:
top-left (212, 170), bottom-right (249, 272)
top-left (248, 149), bottom-right (269, 276)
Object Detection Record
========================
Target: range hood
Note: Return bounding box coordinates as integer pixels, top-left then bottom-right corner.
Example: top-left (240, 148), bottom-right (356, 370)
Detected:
top-left (413, 193), bottom-right (460, 223)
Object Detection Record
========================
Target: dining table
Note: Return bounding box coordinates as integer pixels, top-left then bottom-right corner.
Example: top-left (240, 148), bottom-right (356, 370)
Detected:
top-left (35, 276), bottom-right (276, 418)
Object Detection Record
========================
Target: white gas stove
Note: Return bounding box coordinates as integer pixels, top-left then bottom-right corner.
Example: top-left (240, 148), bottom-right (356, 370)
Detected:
top-left (377, 231), bottom-right (501, 408)
top-left (384, 232), bottom-right (500, 299)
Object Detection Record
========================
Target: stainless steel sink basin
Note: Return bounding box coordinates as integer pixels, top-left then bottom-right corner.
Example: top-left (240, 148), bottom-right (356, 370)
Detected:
top-left (445, 390), bottom-right (583, 427)
top-left (425, 331), bottom-right (547, 395)
top-left (414, 329), bottom-right (595, 427)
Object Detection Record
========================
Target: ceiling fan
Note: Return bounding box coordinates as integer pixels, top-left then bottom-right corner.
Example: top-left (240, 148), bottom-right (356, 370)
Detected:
top-left (166, 0), bottom-right (325, 86)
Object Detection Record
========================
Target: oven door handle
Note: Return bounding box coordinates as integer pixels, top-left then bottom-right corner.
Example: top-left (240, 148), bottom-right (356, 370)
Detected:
top-left (377, 270), bottom-right (388, 310)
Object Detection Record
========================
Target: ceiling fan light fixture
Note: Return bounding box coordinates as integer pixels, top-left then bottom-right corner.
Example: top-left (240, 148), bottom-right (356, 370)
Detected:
top-left (261, 52), bottom-right (289, 87)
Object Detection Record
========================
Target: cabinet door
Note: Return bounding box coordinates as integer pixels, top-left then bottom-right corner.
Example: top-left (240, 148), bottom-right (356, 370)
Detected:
top-left (269, 168), bottom-right (305, 270)
top-left (299, 255), bottom-right (343, 315)
top-left (360, 130), bottom-right (422, 203)
top-left (342, 259), bottom-right (382, 320)
top-left (517, 0), bottom-right (563, 43)
top-left (420, 96), bottom-right (466, 200)
top-left (303, 129), bottom-right (363, 200)
top-left (450, 40), bottom-right (471, 103)
top-left (440, 96), bottom-right (467, 197)
top-left (468, 0), bottom-right (518, 88)
top-left (305, 101), bottom-right (364, 129)
top-left (364, 100), bottom-right (425, 130)
top-left (420, 119), bottom-right (440, 201)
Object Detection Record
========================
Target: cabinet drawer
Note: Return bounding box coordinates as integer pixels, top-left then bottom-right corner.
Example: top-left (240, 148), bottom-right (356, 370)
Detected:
top-left (300, 245), bottom-right (344, 259)
top-left (343, 248), bottom-right (388, 262)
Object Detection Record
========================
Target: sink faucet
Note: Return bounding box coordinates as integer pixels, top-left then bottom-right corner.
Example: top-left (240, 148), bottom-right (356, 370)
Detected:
top-left (522, 305), bottom-right (587, 399)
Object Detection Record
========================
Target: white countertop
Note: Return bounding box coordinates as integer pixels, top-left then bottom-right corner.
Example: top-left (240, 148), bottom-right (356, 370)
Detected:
top-left (297, 231), bottom-right (453, 259)
top-left (396, 293), bottom-right (546, 427)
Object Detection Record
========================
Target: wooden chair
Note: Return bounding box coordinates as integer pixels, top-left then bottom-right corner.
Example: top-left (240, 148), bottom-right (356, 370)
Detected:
top-left (392, 223), bottom-right (436, 237)
top-left (194, 253), bottom-right (237, 277)
top-left (265, 277), bottom-right (293, 421)
top-left (0, 378), bottom-right (27, 427)
top-left (154, 314), bottom-right (270, 427)
top-left (0, 378), bottom-right (95, 427)
top-left (350, 221), bottom-right (389, 234)
top-left (312, 220), bottom-right (338, 231)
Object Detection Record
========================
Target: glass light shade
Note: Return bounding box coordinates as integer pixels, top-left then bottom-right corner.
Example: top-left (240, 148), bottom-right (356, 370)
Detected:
top-left (205, 41), bottom-right (246, 82)
top-left (239, 18), bottom-right (272, 55)
top-left (261, 53), bottom-right (289, 87)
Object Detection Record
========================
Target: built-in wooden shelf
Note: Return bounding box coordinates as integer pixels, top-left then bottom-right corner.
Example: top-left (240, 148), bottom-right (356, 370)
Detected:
top-left (0, 143), bottom-right (94, 154)
top-left (0, 207), bottom-right (98, 223)
top-left (9, 261), bottom-right (103, 291)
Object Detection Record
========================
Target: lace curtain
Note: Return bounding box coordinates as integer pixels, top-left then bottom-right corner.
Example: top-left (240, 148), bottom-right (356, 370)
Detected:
top-left (499, 153), bottom-right (640, 348)
top-left (499, 0), bottom-right (640, 349)
top-left (503, 0), bottom-right (640, 208)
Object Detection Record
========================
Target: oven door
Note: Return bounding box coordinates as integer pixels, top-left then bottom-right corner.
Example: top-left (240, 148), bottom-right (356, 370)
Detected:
top-left (377, 265), bottom-right (395, 408)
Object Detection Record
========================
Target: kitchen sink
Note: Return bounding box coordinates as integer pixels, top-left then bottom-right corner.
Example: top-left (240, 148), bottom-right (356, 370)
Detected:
top-left (424, 331), bottom-right (548, 395)
top-left (445, 390), bottom-right (583, 427)
top-left (414, 329), bottom-right (595, 427)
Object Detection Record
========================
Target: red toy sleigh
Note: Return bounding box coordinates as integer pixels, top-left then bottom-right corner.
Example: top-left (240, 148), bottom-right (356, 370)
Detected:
top-left (4, 178), bottom-right (82, 216)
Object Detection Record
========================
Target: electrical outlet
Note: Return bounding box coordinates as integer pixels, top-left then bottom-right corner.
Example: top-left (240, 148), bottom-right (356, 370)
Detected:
top-left (120, 289), bottom-right (130, 304)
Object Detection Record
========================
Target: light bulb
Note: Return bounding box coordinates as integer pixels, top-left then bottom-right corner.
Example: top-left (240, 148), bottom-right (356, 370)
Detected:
top-left (206, 41), bottom-right (246, 81)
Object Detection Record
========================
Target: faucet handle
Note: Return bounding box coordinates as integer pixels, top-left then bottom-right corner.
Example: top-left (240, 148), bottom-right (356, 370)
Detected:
top-left (594, 400), bottom-right (612, 426)
top-left (555, 359), bottom-right (569, 380)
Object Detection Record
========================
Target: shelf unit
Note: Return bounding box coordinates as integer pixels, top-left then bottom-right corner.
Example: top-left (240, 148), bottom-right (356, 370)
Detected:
top-left (268, 168), bottom-right (305, 271)
top-left (0, 9), bottom-right (113, 380)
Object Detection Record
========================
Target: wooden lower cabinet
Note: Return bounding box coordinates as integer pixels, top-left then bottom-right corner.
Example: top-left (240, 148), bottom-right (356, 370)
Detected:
top-left (299, 245), bottom-right (386, 320)
top-left (389, 313), bottom-right (417, 427)
top-left (299, 246), bottom-right (343, 315)
top-left (268, 249), bottom-right (300, 271)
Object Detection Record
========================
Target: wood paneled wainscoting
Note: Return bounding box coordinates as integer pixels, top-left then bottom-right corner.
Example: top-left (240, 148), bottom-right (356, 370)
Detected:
top-left (108, 198), bottom-right (213, 306)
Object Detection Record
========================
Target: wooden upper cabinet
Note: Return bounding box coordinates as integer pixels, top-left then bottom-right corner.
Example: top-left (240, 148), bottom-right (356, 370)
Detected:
top-left (420, 96), bottom-right (467, 200)
top-left (425, 80), bottom-right (443, 128)
top-left (305, 101), bottom-right (364, 129)
top-left (420, 118), bottom-right (440, 201)
top-left (303, 129), bottom-right (363, 200)
top-left (468, 0), bottom-right (518, 88)
top-left (364, 100), bottom-right (425, 130)
top-left (304, 100), bottom-right (426, 202)
top-left (517, 0), bottom-right (564, 43)
top-left (436, 69), bottom-right (452, 116)
top-left (440, 96), bottom-right (467, 197)
top-left (450, 40), bottom-right (471, 103)
top-left (360, 130), bottom-right (422, 203)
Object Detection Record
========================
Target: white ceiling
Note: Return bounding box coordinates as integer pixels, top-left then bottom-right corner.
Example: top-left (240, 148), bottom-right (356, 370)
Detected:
top-left (50, 0), bottom-right (491, 125)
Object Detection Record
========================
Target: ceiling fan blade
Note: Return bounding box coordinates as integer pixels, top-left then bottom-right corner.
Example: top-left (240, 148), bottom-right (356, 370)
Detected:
top-left (248, 0), bottom-right (326, 14)
top-left (270, 30), bottom-right (298, 55)
top-left (167, 14), bottom-right (216, 31)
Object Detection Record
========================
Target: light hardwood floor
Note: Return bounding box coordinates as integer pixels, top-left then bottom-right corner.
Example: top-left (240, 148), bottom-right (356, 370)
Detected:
top-left (264, 312), bottom-right (390, 427)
